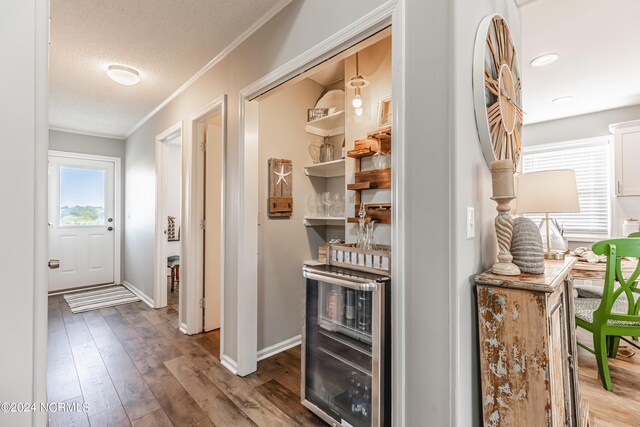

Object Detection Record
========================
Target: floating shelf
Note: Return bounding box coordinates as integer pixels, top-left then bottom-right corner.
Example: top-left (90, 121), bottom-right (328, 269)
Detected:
top-left (304, 159), bottom-right (345, 178)
top-left (305, 110), bottom-right (345, 137)
top-left (303, 216), bottom-right (346, 227)
top-left (347, 182), bottom-right (378, 191)
top-left (347, 147), bottom-right (376, 159)
top-left (347, 203), bottom-right (391, 224)
top-left (348, 168), bottom-right (391, 191)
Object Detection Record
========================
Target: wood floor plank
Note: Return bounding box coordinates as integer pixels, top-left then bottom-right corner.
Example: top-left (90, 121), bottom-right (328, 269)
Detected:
top-left (61, 298), bottom-right (95, 346)
top-left (255, 379), bottom-right (325, 426)
top-left (88, 404), bottom-right (131, 427)
top-left (577, 329), bottom-right (640, 426)
top-left (194, 332), bottom-right (220, 361)
top-left (132, 353), bottom-right (212, 426)
top-left (70, 341), bottom-right (122, 417)
top-left (97, 343), bottom-right (161, 420)
top-left (130, 408), bottom-right (173, 427)
top-left (48, 298), bottom-right (83, 403)
top-left (102, 311), bottom-right (147, 353)
top-left (164, 356), bottom-right (256, 427)
top-left (47, 296), bottom-right (332, 427)
top-left (201, 362), bottom-right (297, 426)
top-left (48, 395), bottom-right (90, 427)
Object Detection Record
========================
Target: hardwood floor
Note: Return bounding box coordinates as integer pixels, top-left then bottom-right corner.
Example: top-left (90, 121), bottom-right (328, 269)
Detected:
top-left (47, 285), bottom-right (323, 427)
top-left (577, 329), bottom-right (640, 426)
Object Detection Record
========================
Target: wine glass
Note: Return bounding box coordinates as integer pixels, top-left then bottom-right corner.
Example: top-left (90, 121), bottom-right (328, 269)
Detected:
top-left (333, 193), bottom-right (345, 217)
top-left (321, 192), bottom-right (334, 217)
top-left (307, 194), bottom-right (319, 217)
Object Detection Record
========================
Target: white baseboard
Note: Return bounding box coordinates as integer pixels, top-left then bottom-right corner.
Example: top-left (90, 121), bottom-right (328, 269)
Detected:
top-left (221, 354), bottom-right (238, 375)
top-left (179, 322), bottom-right (188, 334)
top-left (122, 281), bottom-right (154, 308)
top-left (257, 334), bottom-right (302, 361)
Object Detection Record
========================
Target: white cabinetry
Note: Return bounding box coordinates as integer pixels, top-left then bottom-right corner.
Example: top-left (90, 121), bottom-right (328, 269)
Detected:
top-left (611, 120), bottom-right (640, 196)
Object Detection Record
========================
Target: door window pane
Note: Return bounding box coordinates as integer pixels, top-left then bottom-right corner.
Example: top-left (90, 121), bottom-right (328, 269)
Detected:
top-left (59, 166), bottom-right (106, 225)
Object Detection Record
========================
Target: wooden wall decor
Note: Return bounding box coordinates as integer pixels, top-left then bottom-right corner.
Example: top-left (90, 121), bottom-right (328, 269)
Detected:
top-left (268, 158), bottom-right (293, 218)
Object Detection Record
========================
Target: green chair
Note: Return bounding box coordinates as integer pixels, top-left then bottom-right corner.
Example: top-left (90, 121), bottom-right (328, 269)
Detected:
top-left (574, 238), bottom-right (640, 391)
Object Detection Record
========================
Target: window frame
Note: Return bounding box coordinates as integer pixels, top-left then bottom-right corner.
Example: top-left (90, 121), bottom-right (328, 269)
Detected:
top-left (520, 136), bottom-right (614, 242)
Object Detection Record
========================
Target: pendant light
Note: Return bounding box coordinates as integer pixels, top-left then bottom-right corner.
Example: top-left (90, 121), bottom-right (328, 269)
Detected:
top-left (347, 53), bottom-right (369, 117)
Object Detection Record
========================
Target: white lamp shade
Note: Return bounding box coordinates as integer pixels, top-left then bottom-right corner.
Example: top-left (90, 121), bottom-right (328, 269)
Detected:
top-left (515, 170), bottom-right (580, 214)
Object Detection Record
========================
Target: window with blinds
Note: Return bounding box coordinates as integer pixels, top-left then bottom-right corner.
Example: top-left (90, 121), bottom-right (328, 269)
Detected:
top-left (521, 138), bottom-right (611, 238)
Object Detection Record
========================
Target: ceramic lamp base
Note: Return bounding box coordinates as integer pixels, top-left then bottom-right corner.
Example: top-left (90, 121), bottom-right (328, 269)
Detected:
top-left (492, 262), bottom-right (521, 276)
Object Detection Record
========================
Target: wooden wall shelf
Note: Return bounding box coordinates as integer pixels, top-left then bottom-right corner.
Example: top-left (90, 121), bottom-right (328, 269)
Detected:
top-left (347, 203), bottom-right (391, 224)
top-left (352, 168), bottom-right (391, 190)
top-left (347, 182), bottom-right (378, 191)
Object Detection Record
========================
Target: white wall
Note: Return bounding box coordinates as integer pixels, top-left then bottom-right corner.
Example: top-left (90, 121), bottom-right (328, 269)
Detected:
top-left (452, 1), bottom-right (521, 426)
top-left (401, 0), bottom-right (453, 424)
top-left (0, 0), bottom-right (44, 425)
top-left (257, 78), bottom-right (327, 350)
top-left (524, 104), bottom-right (640, 146)
top-left (49, 129), bottom-right (125, 158)
top-left (124, 0), bottom-right (389, 363)
top-left (524, 104), bottom-right (640, 238)
top-left (49, 129), bottom-right (126, 281)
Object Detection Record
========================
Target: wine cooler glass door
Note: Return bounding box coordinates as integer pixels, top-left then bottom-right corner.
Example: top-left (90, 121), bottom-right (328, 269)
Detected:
top-left (303, 274), bottom-right (381, 427)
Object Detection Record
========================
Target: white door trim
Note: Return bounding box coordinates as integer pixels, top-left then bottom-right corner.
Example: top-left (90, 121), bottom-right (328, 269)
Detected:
top-left (48, 150), bottom-right (123, 286)
top-left (154, 121), bottom-right (183, 312)
top-left (184, 95), bottom-right (227, 353)
top-left (235, 5), bottom-right (403, 410)
top-left (34, 0), bottom-right (50, 423)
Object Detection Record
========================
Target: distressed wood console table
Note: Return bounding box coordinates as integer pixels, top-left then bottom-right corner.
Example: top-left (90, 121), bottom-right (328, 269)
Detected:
top-left (475, 257), bottom-right (589, 427)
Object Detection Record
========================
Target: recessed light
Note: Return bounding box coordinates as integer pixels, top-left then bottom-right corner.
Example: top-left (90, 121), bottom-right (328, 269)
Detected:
top-left (107, 65), bottom-right (140, 85)
top-left (552, 96), bottom-right (573, 104)
top-left (530, 53), bottom-right (559, 67)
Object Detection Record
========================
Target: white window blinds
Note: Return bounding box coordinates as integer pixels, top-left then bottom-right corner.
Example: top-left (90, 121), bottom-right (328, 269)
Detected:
top-left (521, 138), bottom-right (611, 237)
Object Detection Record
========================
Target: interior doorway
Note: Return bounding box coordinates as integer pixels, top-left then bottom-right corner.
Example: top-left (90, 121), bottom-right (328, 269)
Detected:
top-left (154, 123), bottom-right (183, 326)
top-left (48, 151), bottom-right (121, 292)
top-left (237, 26), bottom-right (393, 377)
top-left (181, 96), bottom-right (226, 348)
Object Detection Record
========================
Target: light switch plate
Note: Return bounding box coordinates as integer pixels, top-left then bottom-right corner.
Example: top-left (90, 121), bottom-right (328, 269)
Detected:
top-left (466, 207), bottom-right (475, 239)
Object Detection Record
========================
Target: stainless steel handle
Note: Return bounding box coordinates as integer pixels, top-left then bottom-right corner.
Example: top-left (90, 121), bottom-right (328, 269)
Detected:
top-left (303, 270), bottom-right (378, 291)
top-left (48, 259), bottom-right (60, 269)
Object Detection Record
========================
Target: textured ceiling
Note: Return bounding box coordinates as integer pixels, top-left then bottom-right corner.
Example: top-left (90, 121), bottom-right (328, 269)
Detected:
top-left (49, 0), bottom-right (283, 138)
top-left (521, 0), bottom-right (640, 124)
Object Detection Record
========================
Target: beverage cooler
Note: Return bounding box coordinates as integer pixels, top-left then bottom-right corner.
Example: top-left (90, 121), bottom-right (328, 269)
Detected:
top-left (302, 264), bottom-right (390, 427)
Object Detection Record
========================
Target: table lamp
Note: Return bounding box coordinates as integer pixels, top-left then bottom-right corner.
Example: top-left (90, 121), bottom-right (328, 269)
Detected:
top-left (515, 170), bottom-right (580, 260)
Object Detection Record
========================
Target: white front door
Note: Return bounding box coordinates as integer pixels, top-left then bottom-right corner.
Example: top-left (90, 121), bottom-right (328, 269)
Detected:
top-left (48, 155), bottom-right (115, 292)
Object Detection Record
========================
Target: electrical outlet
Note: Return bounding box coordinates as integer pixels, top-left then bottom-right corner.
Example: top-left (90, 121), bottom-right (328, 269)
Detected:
top-left (466, 207), bottom-right (475, 239)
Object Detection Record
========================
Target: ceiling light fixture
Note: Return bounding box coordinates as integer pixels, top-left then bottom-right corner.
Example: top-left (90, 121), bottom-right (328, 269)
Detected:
top-left (107, 65), bottom-right (141, 85)
top-left (530, 53), bottom-right (559, 67)
top-left (552, 96), bottom-right (573, 104)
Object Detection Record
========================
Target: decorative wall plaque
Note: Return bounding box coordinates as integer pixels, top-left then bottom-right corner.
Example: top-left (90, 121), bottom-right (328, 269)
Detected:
top-left (268, 158), bottom-right (293, 217)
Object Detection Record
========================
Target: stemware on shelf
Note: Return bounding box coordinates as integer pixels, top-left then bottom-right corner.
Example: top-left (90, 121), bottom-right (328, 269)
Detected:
top-left (321, 192), bottom-right (334, 217)
top-left (307, 194), bottom-right (320, 217)
top-left (332, 193), bottom-right (345, 217)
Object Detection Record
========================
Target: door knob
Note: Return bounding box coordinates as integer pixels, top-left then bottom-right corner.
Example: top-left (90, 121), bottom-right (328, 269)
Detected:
top-left (108, 226), bottom-right (113, 231)
top-left (48, 259), bottom-right (60, 269)
top-left (108, 218), bottom-right (113, 223)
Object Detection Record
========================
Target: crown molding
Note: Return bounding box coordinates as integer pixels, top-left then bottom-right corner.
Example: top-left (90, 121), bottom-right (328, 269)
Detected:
top-left (124, 0), bottom-right (293, 139)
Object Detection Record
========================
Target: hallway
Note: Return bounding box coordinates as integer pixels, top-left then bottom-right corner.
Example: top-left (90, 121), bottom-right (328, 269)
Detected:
top-left (47, 293), bottom-right (322, 426)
